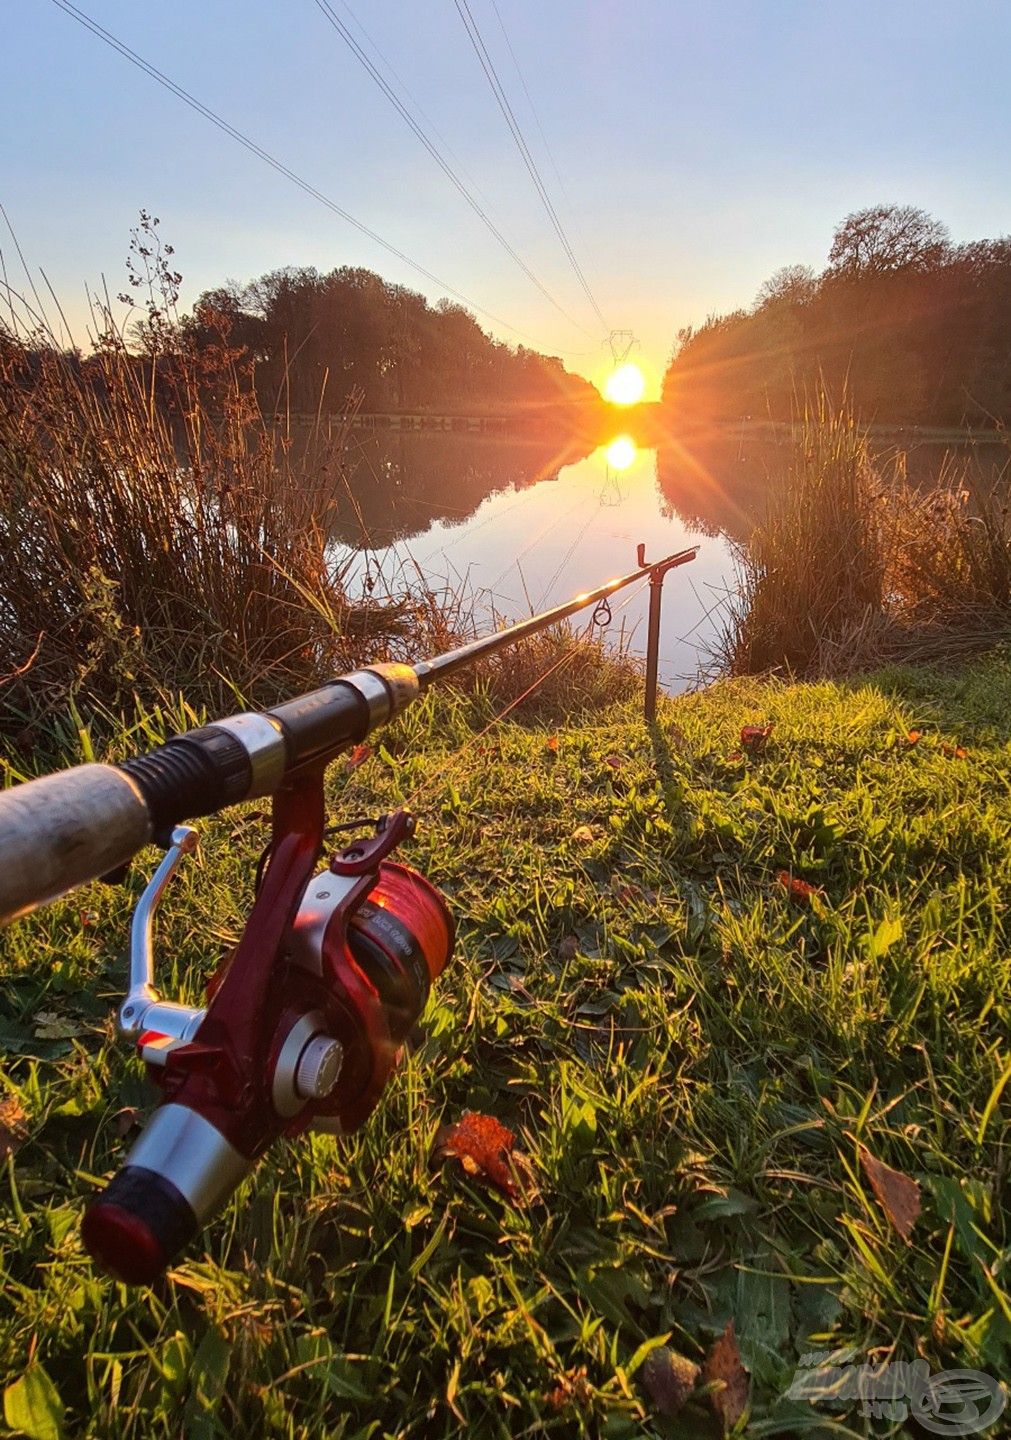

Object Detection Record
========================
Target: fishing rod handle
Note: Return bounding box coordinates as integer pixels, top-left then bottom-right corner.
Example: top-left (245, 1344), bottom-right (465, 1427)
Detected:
top-left (0, 764), bottom-right (152, 924)
top-left (0, 664), bottom-right (419, 925)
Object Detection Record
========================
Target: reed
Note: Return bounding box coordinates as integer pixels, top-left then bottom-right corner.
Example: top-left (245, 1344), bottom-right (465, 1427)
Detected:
top-left (719, 401), bottom-right (1011, 677)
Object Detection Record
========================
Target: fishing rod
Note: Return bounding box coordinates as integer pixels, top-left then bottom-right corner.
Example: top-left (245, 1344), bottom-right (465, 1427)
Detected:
top-left (0, 543), bottom-right (695, 1283)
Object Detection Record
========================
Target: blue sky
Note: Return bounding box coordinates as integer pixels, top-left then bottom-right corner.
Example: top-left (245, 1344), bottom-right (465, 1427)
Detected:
top-left (5, 0), bottom-right (1011, 396)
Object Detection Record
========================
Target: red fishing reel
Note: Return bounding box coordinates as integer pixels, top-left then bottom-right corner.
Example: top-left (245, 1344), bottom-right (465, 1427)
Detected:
top-left (82, 770), bottom-right (453, 1284)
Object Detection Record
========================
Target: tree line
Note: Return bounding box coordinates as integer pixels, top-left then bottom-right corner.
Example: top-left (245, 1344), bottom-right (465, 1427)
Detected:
top-left (662, 204), bottom-right (1011, 427)
top-left (188, 264), bottom-right (602, 420)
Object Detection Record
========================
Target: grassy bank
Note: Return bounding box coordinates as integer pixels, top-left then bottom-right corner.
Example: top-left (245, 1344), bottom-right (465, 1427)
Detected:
top-left (2, 652), bottom-right (1010, 1436)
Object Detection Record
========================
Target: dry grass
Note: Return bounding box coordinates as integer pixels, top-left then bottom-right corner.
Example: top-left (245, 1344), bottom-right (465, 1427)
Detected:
top-left (719, 402), bottom-right (1011, 678)
top-left (0, 277), bottom-right (468, 734)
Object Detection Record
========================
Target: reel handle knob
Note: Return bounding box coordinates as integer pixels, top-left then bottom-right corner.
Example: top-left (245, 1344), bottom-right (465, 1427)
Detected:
top-left (295, 1035), bottom-right (344, 1099)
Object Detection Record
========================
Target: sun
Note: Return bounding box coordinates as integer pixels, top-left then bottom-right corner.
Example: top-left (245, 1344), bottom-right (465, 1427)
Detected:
top-left (606, 435), bottom-right (637, 471)
top-left (604, 362), bottom-right (646, 407)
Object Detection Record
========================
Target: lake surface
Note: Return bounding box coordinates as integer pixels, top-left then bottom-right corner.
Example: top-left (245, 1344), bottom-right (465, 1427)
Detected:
top-left (333, 426), bottom-right (1008, 695)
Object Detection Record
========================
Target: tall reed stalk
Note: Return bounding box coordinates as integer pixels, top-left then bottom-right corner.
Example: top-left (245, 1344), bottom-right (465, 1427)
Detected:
top-left (719, 402), bottom-right (1011, 677)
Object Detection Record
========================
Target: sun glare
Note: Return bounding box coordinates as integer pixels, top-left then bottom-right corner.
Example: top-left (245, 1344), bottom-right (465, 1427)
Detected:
top-left (606, 435), bottom-right (637, 471)
top-left (604, 362), bottom-right (646, 406)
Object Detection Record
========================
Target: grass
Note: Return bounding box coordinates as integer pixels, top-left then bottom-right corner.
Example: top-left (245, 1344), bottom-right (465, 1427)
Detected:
top-left (720, 403), bottom-right (1011, 680)
top-left (2, 651), bottom-right (1011, 1437)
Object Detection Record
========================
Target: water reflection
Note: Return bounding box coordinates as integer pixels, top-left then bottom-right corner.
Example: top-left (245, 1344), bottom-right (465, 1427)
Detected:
top-left (325, 424), bottom-right (1007, 691)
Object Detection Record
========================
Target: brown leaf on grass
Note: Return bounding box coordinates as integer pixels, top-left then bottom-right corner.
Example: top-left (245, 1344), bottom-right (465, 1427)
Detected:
top-left (741, 723), bottom-right (773, 753)
top-left (703, 1320), bottom-right (748, 1432)
top-left (33, 1011), bottom-right (83, 1040)
top-left (859, 1144), bottom-right (920, 1242)
top-left (571, 825), bottom-right (597, 845)
top-left (940, 742), bottom-right (968, 759)
top-left (546, 1366), bottom-right (591, 1412)
top-left (0, 1096), bottom-right (28, 1162)
top-left (432, 1111), bottom-right (531, 1202)
top-left (642, 1346), bottom-right (699, 1417)
top-left (604, 754), bottom-right (623, 770)
top-left (344, 743), bottom-right (373, 773)
top-left (777, 870), bottom-right (824, 905)
top-left (557, 935), bottom-right (579, 961)
top-left (113, 1107), bottom-right (143, 1139)
top-left (906, 730), bottom-right (922, 746)
top-left (609, 873), bottom-right (646, 905)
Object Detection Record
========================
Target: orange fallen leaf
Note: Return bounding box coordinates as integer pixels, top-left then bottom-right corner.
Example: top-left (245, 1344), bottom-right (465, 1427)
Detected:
top-left (906, 730), bottom-right (922, 746)
top-left (0, 1096), bottom-right (28, 1163)
top-left (344, 743), bottom-right (373, 773)
top-left (940, 742), bottom-right (968, 759)
top-left (571, 825), bottom-right (597, 844)
top-left (741, 723), bottom-right (773, 753)
top-left (545, 735), bottom-right (559, 753)
top-left (642, 1346), bottom-right (699, 1418)
top-left (546, 1366), bottom-right (591, 1413)
top-left (703, 1321), bottom-right (748, 1432)
top-left (859, 1144), bottom-right (920, 1243)
top-left (777, 870), bottom-right (823, 905)
top-left (432, 1111), bottom-right (530, 1201)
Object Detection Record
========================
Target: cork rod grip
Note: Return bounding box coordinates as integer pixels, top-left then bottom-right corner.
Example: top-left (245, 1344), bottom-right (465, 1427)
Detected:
top-left (0, 765), bottom-right (152, 924)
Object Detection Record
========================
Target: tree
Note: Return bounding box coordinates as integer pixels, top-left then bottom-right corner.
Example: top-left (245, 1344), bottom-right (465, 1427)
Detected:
top-left (754, 264), bottom-right (816, 310)
top-left (827, 204), bottom-right (950, 274)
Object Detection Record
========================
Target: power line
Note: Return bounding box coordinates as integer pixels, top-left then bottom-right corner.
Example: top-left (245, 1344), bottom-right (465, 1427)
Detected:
top-left (453, 0), bottom-right (611, 336)
top-left (45, 0), bottom-right (576, 353)
top-left (311, 0), bottom-right (595, 339)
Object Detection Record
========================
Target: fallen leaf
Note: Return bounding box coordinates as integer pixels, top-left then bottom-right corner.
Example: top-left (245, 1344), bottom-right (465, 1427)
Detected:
top-left (432, 1111), bottom-right (531, 1202)
top-left (0, 1096), bottom-right (28, 1163)
top-left (344, 743), bottom-right (373, 773)
top-left (557, 935), bottom-right (579, 961)
top-left (545, 735), bottom-right (559, 754)
top-left (642, 1346), bottom-right (699, 1417)
top-left (113, 1107), bottom-right (143, 1139)
top-left (940, 742), bottom-right (968, 759)
top-left (703, 1321), bottom-right (748, 1432)
top-left (603, 755), bottom-right (623, 770)
top-left (726, 750), bottom-right (744, 762)
top-left (546, 1366), bottom-right (591, 1412)
top-left (740, 723), bottom-right (773, 753)
top-left (33, 1012), bottom-right (83, 1041)
top-left (571, 825), bottom-right (597, 845)
top-left (906, 730), bottom-right (922, 746)
top-left (859, 1144), bottom-right (920, 1243)
top-left (776, 870), bottom-right (823, 905)
top-left (610, 874), bottom-right (645, 904)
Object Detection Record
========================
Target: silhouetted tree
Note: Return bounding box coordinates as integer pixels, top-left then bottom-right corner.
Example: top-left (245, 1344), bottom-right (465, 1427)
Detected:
top-left (827, 204), bottom-right (950, 274)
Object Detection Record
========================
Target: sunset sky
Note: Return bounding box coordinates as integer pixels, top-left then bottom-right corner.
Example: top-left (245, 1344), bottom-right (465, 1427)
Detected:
top-left (6, 0), bottom-right (1011, 398)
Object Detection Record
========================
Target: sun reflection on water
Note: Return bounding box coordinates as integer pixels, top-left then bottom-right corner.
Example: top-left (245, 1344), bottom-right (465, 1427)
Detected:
top-left (605, 435), bottom-right (637, 471)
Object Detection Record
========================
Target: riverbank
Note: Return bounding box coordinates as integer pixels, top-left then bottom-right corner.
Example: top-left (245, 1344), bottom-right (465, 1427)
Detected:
top-left (2, 652), bottom-right (1009, 1435)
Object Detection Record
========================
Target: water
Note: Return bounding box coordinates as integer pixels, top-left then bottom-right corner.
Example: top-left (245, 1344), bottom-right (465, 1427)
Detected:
top-left (337, 430), bottom-right (738, 691)
top-left (332, 425), bottom-right (1008, 695)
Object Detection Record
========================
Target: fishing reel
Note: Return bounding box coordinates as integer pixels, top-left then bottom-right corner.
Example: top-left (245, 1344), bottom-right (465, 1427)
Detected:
top-left (81, 767), bottom-right (453, 1284)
